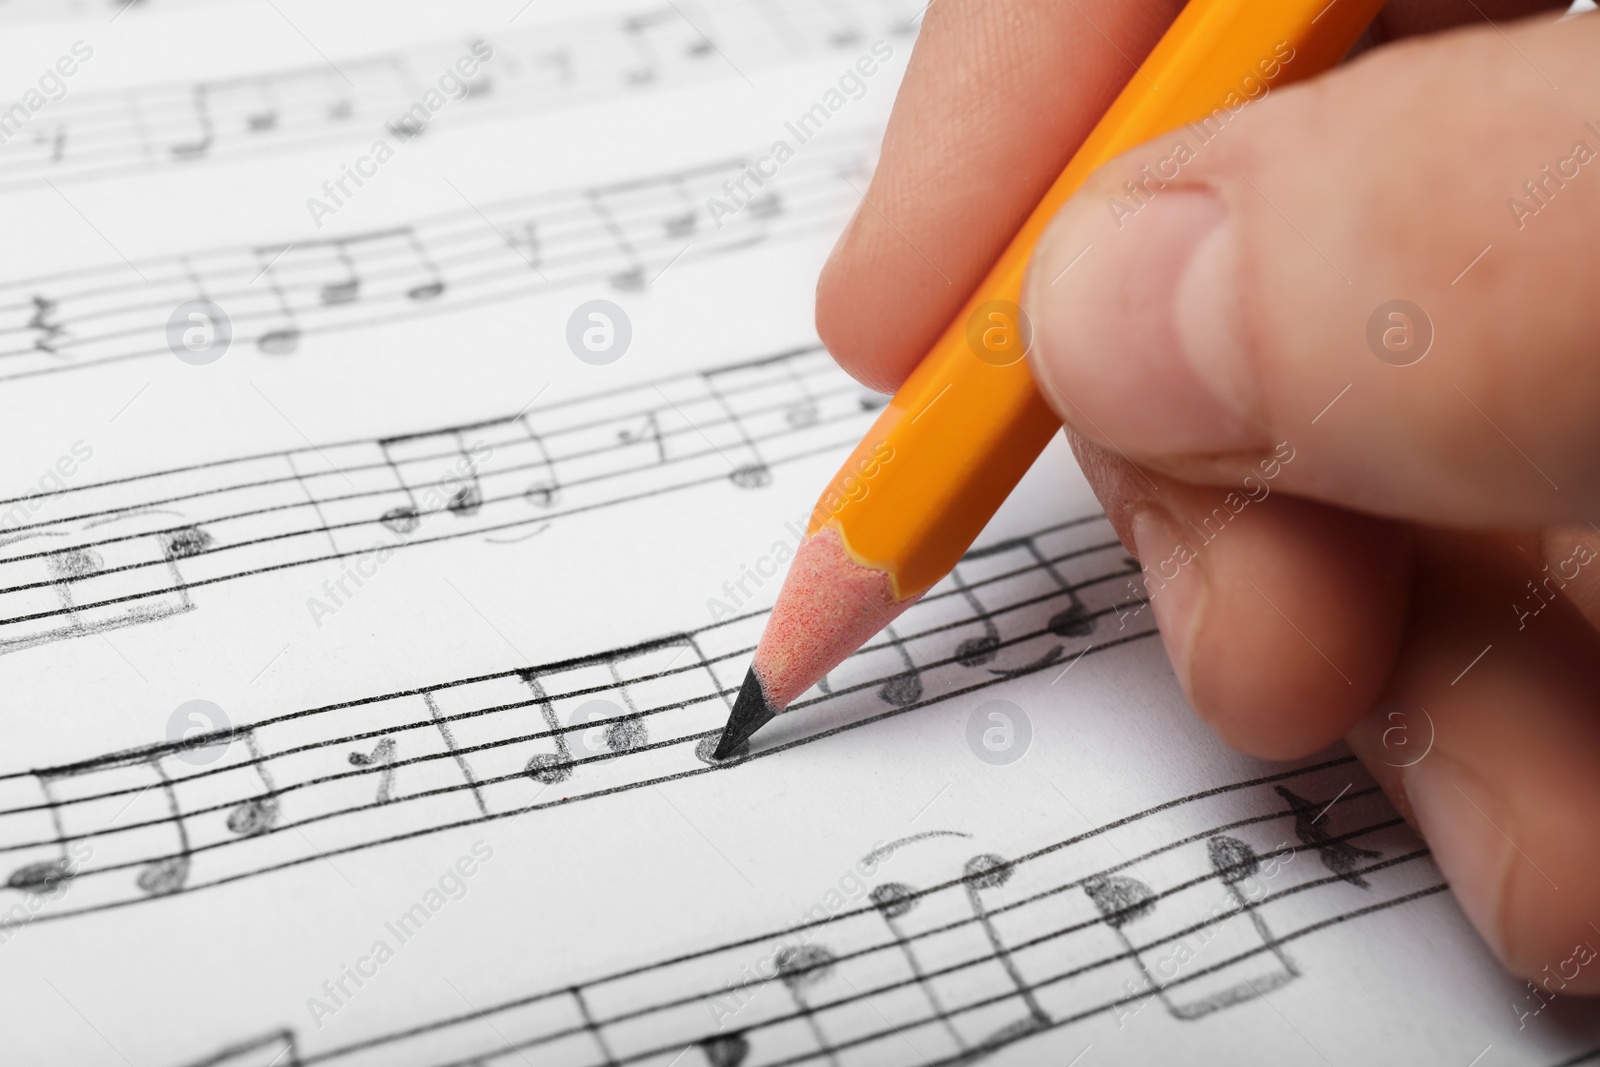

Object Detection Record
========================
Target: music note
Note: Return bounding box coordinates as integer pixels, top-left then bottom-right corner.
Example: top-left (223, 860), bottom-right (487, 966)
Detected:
top-left (252, 245), bottom-right (302, 356)
top-left (244, 79), bottom-right (280, 132)
top-left (962, 854), bottom-right (1052, 1039)
top-left (224, 733), bottom-right (281, 838)
top-left (617, 412), bottom-right (667, 464)
top-left (517, 415), bottom-right (562, 508)
top-left (403, 230), bottom-right (447, 301)
top-left (698, 1033), bottom-right (750, 1067)
top-left (700, 367), bottom-right (773, 489)
top-left (170, 84), bottom-right (214, 159)
top-left (868, 881), bottom-right (970, 1055)
top-left (950, 568), bottom-right (1001, 667)
top-left (875, 623), bottom-right (922, 706)
top-left (774, 944), bottom-right (840, 1066)
top-left (1276, 786), bottom-right (1380, 888)
top-left (521, 671), bottom-right (575, 785)
top-left (135, 760), bottom-right (192, 897)
top-left (319, 240), bottom-right (362, 305)
top-left (348, 738), bottom-right (397, 804)
top-left (586, 188), bottom-right (648, 290)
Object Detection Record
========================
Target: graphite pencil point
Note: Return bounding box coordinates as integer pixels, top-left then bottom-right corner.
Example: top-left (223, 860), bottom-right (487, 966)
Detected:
top-left (714, 669), bottom-right (775, 759)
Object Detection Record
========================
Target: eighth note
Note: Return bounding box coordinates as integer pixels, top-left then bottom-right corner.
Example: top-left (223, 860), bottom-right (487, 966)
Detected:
top-left (349, 738), bottom-right (397, 804)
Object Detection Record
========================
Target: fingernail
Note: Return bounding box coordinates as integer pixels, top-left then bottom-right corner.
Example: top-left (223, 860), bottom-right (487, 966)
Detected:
top-left (1129, 507), bottom-right (1206, 687)
top-left (1025, 186), bottom-right (1261, 456)
top-left (1405, 753), bottom-right (1514, 963)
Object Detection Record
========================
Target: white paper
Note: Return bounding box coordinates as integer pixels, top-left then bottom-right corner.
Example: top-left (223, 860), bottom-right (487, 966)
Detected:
top-left (0, 2), bottom-right (1595, 1064)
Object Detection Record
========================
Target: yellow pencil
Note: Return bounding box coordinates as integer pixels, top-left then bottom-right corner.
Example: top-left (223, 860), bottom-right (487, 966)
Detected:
top-left (715, 0), bottom-right (1386, 757)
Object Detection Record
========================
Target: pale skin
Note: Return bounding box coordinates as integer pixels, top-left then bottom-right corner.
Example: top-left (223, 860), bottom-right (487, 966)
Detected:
top-left (818, 0), bottom-right (1600, 992)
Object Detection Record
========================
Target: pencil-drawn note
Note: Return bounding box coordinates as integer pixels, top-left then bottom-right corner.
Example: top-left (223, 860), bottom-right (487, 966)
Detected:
top-left (6, 858), bottom-right (75, 892)
top-left (868, 880), bottom-right (970, 1057)
top-left (617, 412), bottom-right (668, 465)
top-left (700, 367), bottom-right (773, 489)
top-left (875, 623), bottom-right (922, 706)
top-left (224, 733), bottom-right (281, 838)
top-left (1275, 785), bottom-right (1381, 889)
top-left (348, 738), bottom-right (398, 804)
top-left (252, 245), bottom-right (302, 356)
top-left (587, 188), bottom-right (649, 291)
top-left (1083, 873), bottom-right (1157, 929)
top-left (133, 761), bottom-right (192, 897)
top-left (1142, 835), bottom-right (1301, 1020)
top-left (170, 84), bottom-right (214, 159)
top-left (520, 670), bottom-right (576, 786)
top-left (243, 78), bottom-right (280, 132)
top-left (521, 412), bottom-right (566, 508)
top-left (950, 567), bottom-right (1001, 667)
top-left (621, 8), bottom-right (715, 85)
top-left (497, 219), bottom-right (541, 274)
top-left (403, 229), bottom-right (447, 301)
top-left (27, 294), bottom-right (65, 354)
top-left (319, 239), bottom-right (363, 306)
top-left (774, 944), bottom-right (842, 1067)
top-left (699, 1032), bottom-right (751, 1067)
top-left (964, 854), bottom-right (1052, 1038)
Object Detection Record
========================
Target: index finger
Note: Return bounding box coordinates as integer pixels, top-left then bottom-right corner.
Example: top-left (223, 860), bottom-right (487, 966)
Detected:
top-left (816, 0), bottom-right (1186, 393)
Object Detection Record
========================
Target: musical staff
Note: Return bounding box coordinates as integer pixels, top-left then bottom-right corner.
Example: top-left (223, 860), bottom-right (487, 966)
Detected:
top-left (0, 132), bottom-right (874, 383)
top-left (0, 346), bottom-right (892, 654)
top-left (0, 514), bottom-right (1148, 926)
top-left (169, 758), bottom-right (1442, 1067)
top-left (0, 0), bottom-right (917, 190)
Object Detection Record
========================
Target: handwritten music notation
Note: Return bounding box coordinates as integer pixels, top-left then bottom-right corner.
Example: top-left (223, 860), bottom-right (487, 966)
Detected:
top-left (170, 758), bottom-right (1442, 1067)
top-left (0, 0), bottom-right (916, 189)
top-left (0, 346), bottom-right (891, 654)
top-left (0, 132), bottom-right (873, 384)
top-left (0, 515), bottom-right (1147, 926)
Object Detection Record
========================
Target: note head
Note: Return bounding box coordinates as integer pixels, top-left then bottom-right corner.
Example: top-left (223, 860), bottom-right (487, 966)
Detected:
top-left (447, 486), bottom-right (482, 516)
top-left (869, 882), bottom-right (916, 919)
top-left (380, 507), bottom-right (421, 535)
top-left (136, 855), bottom-right (190, 897)
top-left (7, 858), bottom-right (76, 893)
top-left (963, 853), bottom-right (1013, 890)
top-left (955, 635), bottom-right (1000, 668)
top-left (877, 670), bottom-right (922, 707)
top-left (525, 753), bottom-right (573, 785)
top-left (728, 464), bottom-right (772, 490)
top-left (320, 280), bottom-right (361, 306)
top-left (700, 1033), bottom-right (750, 1067)
top-left (1048, 605), bottom-right (1094, 638)
top-left (226, 797), bottom-right (280, 837)
top-left (407, 281), bottom-right (447, 301)
top-left (258, 328), bottom-right (302, 356)
top-left (162, 526), bottom-right (214, 560)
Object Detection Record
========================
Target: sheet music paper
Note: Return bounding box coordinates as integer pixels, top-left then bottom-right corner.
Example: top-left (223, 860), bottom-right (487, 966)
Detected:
top-left (0, 2), bottom-right (1596, 1064)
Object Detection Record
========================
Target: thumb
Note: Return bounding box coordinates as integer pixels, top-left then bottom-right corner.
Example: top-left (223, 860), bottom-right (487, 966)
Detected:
top-left (1022, 12), bottom-right (1600, 529)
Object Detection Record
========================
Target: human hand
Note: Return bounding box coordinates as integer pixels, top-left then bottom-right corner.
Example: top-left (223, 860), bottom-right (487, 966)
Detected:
top-left (818, 0), bottom-right (1600, 992)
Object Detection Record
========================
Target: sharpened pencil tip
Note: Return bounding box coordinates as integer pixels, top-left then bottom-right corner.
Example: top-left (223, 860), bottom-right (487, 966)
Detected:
top-left (714, 669), bottom-right (776, 759)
